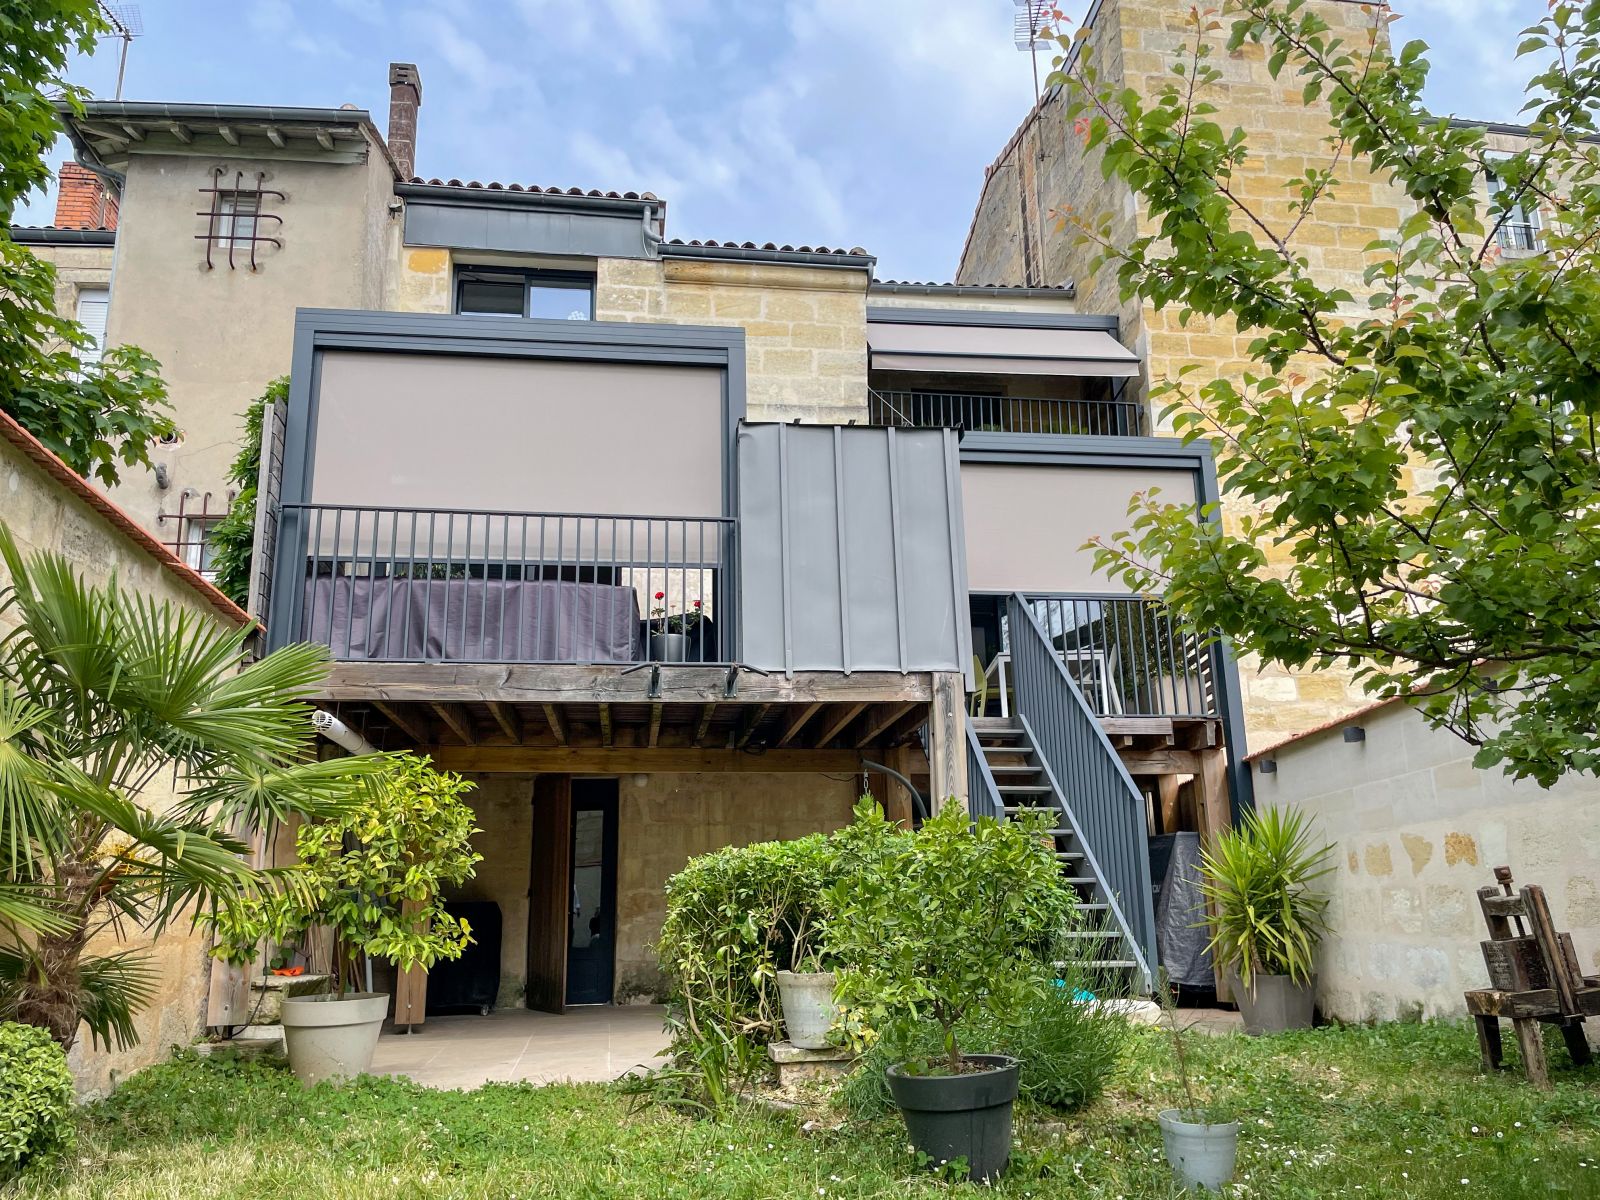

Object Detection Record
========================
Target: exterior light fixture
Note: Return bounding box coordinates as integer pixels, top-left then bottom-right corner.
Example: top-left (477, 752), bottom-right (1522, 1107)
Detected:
top-left (1257, 758), bottom-right (1277, 774)
top-left (1343, 726), bottom-right (1366, 743)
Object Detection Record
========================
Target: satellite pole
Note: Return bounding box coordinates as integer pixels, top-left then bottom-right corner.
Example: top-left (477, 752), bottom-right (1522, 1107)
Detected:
top-left (1012, 1), bottom-right (1055, 285)
top-left (98, 3), bottom-right (144, 100)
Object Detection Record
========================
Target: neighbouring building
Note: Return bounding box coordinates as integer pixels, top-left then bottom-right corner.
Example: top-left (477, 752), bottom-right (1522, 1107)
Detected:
top-left (956, 0), bottom-right (1547, 744)
top-left (15, 57), bottom-right (1253, 1029)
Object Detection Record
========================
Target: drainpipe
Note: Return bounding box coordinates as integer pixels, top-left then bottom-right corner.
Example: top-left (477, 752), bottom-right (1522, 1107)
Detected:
top-left (311, 710), bottom-right (379, 757)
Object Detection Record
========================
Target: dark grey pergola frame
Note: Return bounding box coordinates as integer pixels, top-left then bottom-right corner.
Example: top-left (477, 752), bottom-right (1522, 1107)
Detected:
top-left (959, 430), bottom-right (1255, 816)
top-left (266, 308), bottom-right (747, 656)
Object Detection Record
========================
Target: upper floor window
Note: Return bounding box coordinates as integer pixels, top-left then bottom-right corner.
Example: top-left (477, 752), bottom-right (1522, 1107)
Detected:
top-left (455, 268), bottom-right (594, 320)
top-left (198, 168), bottom-right (284, 271)
top-left (75, 286), bottom-right (109, 366)
top-left (1486, 165), bottom-right (1542, 254)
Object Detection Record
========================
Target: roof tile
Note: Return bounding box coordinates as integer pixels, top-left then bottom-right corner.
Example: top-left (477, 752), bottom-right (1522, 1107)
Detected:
top-left (408, 176), bottom-right (658, 201)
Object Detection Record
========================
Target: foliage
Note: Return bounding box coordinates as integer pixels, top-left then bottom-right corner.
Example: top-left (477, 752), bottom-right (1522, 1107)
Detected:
top-left (1051, 1), bottom-right (1600, 785)
top-left (0, 1), bottom-right (175, 485)
top-left (8, 1021), bottom-right (1598, 1198)
top-left (207, 753), bottom-right (482, 995)
top-left (825, 801), bottom-right (1075, 1073)
top-left (0, 521), bottom-right (381, 1049)
top-left (657, 831), bottom-right (841, 1053)
top-left (0, 1022), bottom-right (73, 1180)
top-left (1198, 806), bottom-right (1333, 990)
top-left (839, 944), bottom-right (1133, 1117)
top-left (208, 379), bottom-right (285, 607)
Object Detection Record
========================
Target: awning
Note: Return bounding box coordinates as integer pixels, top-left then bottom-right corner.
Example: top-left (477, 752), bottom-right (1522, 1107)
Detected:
top-left (868, 321), bottom-right (1140, 378)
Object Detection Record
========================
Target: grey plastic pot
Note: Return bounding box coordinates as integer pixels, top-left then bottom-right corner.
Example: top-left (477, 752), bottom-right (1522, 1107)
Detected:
top-left (774, 970), bottom-right (837, 1050)
top-left (281, 992), bottom-right (389, 1085)
top-left (1233, 972), bottom-right (1315, 1035)
top-left (887, 1054), bottom-right (1019, 1182)
top-left (1159, 1109), bottom-right (1240, 1192)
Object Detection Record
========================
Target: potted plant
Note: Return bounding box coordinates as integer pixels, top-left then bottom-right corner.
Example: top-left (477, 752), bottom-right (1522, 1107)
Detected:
top-left (825, 801), bottom-right (1073, 1182)
top-left (1198, 806), bottom-right (1333, 1035)
top-left (1156, 978), bottom-right (1240, 1192)
top-left (210, 753), bottom-right (482, 1084)
top-left (772, 849), bottom-right (837, 1050)
top-left (649, 594), bottom-right (703, 662)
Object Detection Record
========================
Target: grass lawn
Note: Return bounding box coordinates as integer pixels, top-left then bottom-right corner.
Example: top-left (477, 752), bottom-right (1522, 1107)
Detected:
top-left (14, 1020), bottom-right (1600, 1198)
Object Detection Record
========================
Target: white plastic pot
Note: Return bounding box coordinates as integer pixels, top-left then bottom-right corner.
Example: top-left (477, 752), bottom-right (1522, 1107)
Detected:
top-left (774, 970), bottom-right (838, 1050)
top-left (1159, 1109), bottom-right (1240, 1192)
top-left (281, 991), bottom-right (389, 1085)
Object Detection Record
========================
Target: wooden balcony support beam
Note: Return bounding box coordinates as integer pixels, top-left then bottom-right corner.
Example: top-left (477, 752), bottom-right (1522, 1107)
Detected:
top-left (429, 702), bottom-right (475, 745)
top-left (371, 700), bottom-right (430, 745)
top-left (487, 702), bottom-right (522, 744)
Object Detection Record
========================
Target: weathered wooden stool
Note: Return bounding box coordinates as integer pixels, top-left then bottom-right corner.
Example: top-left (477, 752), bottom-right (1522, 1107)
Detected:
top-left (1465, 867), bottom-right (1597, 1088)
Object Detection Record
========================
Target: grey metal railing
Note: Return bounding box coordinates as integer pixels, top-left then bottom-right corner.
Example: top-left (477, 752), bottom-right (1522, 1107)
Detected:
top-left (966, 720), bottom-right (1005, 824)
top-left (1018, 594), bottom-right (1219, 719)
top-left (869, 389), bottom-right (1145, 437)
top-left (1007, 593), bottom-right (1158, 973)
top-left (277, 503), bottom-right (735, 664)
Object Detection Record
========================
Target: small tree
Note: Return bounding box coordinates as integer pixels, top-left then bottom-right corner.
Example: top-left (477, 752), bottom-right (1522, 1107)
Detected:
top-left (209, 753), bottom-right (482, 994)
top-left (0, 522), bottom-right (378, 1050)
top-left (824, 801), bottom-right (1074, 1074)
top-left (2, 1), bottom-right (175, 485)
top-left (1044, 1), bottom-right (1600, 785)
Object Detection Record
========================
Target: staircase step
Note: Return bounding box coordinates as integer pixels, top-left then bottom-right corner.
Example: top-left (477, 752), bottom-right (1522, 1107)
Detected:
top-left (1054, 850), bottom-right (1085, 861)
top-left (997, 784), bottom-right (1053, 794)
top-left (983, 764), bottom-right (1039, 775)
top-left (1003, 805), bottom-right (1056, 816)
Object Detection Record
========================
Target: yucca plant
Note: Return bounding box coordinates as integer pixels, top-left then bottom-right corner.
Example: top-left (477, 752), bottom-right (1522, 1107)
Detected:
top-left (0, 521), bottom-right (381, 1051)
top-left (1197, 807), bottom-right (1333, 992)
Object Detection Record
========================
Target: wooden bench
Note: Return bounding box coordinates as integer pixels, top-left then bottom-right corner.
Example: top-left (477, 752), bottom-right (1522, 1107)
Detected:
top-left (1465, 867), bottom-right (1597, 1088)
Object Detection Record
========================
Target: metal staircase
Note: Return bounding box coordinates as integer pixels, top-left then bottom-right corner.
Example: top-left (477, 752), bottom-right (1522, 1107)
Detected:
top-left (969, 716), bottom-right (1152, 990)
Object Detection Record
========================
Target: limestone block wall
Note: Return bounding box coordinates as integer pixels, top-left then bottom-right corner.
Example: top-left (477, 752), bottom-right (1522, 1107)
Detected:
top-left (449, 774), bottom-right (535, 1009)
top-left (1, 416), bottom-right (250, 1096)
top-left (613, 772), bottom-right (859, 1000)
top-left (1252, 701), bottom-right (1600, 1024)
top-left (22, 240), bottom-right (115, 323)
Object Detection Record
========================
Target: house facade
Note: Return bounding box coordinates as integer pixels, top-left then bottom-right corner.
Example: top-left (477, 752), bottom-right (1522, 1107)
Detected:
top-left (957, 0), bottom-right (1545, 744)
top-left (23, 56), bottom-right (1255, 1019)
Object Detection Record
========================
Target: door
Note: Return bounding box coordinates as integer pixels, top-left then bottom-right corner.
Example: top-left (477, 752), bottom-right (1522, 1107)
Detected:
top-left (526, 775), bottom-right (572, 1013)
top-left (564, 780), bottom-right (618, 1006)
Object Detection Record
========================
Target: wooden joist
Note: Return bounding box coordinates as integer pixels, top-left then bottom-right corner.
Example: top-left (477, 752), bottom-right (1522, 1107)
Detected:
top-left (487, 702), bottom-right (522, 744)
top-left (541, 704), bottom-right (568, 746)
top-left (371, 700), bottom-right (430, 745)
top-left (735, 704), bottom-right (772, 750)
top-left (693, 703), bottom-right (717, 747)
top-left (647, 703), bottom-right (664, 749)
top-left (815, 703), bottom-right (868, 747)
top-left (429, 702), bottom-right (475, 745)
top-left (775, 703), bottom-right (822, 748)
top-left (598, 703), bottom-right (613, 749)
top-left (856, 701), bottom-right (920, 747)
top-left (425, 746), bottom-right (866, 775)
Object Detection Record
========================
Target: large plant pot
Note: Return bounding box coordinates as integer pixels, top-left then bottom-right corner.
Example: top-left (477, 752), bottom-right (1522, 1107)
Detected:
top-left (1159, 1109), bottom-right (1240, 1192)
top-left (1232, 971), bottom-right (1315, 1035)
top-left (281, 992), bottom-right (389, 1085)
top-left (887, 1054), bottom-right (1019, 1182)
top-left (650, 632), bottom-right (688, 663)
top-left (774, 970), bottom-right (837, 1050)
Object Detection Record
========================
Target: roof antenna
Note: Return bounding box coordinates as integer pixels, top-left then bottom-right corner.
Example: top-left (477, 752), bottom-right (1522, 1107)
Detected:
top-left (1011, 1), bottom-right (1058, 288)
top-left (1013, 1), bottom-right (1053, 102)
top-left (97, 3), bottom-right (144, 100)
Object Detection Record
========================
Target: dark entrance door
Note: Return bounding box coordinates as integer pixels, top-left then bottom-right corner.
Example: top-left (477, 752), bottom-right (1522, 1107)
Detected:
top-left (564, 780), bottom-right (618, 1006)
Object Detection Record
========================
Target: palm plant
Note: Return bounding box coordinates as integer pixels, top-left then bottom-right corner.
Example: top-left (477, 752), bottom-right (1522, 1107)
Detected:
top-left (0, 521), bottom-right (379, 1051)
top-left (1197, 807), bottom-right (1333, 992)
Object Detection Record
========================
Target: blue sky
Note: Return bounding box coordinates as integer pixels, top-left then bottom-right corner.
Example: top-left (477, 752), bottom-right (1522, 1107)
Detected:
top-left (25, 0), bottom-right (1547, 280)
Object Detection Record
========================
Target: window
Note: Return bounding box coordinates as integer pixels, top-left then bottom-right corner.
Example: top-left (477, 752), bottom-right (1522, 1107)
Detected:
top-left (75, 286), bottom-right (109, 367)
top-left (1486, 165), bottom-right (1542, 253)
top-left (198, 168), bottom-right (283, 270)
top-left (216, 192), bottom-right (261, 252)
top-left (183, 518), bottom-right (222, 580)
top-left (455, 269), bottom-right (595, 320)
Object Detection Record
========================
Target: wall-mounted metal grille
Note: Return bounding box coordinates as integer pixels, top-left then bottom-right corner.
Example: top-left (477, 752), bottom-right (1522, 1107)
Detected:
top-left (869, 389), bottom-right (1146, 437)
top-left (197, 168), bottom-right (284, 270)
top-left (159, 490), bottom-right (229, 579)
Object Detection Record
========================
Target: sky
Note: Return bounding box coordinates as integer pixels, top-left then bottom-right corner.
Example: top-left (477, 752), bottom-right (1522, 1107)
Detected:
top-left (24, 0), bottom-right (1549, 281)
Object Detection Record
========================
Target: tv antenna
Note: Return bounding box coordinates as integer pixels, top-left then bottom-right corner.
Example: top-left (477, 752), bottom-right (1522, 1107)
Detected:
top-left (1013, 1), bottom-right (1055, 101)
top-left (98, 3), bottom-right (144, 100)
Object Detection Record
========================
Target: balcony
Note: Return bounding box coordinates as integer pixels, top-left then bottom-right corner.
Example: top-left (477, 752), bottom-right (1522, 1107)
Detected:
top-left (869, 389), bottom-right (1146, 437)
top-left (277, 503), bottom-right (735, 665)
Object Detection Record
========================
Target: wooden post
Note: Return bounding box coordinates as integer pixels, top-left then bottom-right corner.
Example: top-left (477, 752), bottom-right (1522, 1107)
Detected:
top-left (392, 897), bottom-right (428, 1032)
top-left (883, 744), bottom-right (918, 827)
top-left (926, 671), bottom-right (968, 815)
top-left (1193, 745), bottom-right (1234, 1004)
top-left (1156, 774), bottom-right (1181, 835)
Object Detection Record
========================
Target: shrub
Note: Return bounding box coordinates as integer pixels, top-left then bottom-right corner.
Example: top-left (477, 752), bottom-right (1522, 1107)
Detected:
top-left (0, 1022), bottom-right (74, 1178)
top-left (825, 801), bottom-right (1075, 1073)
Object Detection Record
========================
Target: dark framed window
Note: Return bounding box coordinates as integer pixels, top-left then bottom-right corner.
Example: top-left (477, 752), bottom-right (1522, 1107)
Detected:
top-left (455, 268), bottom-right (595, 320)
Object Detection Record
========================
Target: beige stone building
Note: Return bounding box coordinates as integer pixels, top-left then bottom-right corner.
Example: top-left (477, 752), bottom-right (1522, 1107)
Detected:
top-left (956, 0), bottom-right (1545, 743)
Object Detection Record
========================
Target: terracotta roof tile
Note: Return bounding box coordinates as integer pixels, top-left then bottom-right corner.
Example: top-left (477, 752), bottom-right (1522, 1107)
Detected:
top-left (407, 176), bottom-right (659, 201)
top-left (872, 278), bottom-right (1070, 291)
top-left (664, 237), bottom-right (870, 257)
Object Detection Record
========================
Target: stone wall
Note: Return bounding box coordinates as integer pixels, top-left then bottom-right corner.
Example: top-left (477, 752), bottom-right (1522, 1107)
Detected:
top-left (1, 414), bottom-right (250, 1096)
top-left (22, 239), bottom-right (115, 325)
top-left (1252, 701), bottom-right (1600, 1024)
top-left (956, 0), bottom-right (1461, 743)
top-left (452, 770), bottom-right (859, 1006)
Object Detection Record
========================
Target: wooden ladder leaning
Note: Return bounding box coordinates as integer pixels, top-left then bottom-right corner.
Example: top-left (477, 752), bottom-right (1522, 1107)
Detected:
top-left (1465, 866), bottom-right (1597, 1088)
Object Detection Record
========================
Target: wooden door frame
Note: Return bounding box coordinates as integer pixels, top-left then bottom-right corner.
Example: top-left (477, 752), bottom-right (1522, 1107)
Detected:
top-left (525, 774), bottom-right (572, 1013)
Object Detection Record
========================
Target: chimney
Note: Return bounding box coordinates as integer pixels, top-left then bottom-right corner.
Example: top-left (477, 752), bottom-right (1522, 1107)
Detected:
top-left (387, 62), bottom-right (422, 181)
top-left (54, 162), bottom-right (118, 230)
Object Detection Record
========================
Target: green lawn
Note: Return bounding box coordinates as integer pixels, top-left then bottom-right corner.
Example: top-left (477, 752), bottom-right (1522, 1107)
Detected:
top-left (15, 1021), bottom-right (1600, 1198)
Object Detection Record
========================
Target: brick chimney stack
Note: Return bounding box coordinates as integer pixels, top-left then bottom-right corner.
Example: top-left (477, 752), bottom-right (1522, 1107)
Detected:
top-left (387, 63), bottom-right (422, 181)
top-left (54, 162), bottom-right (118, 229)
